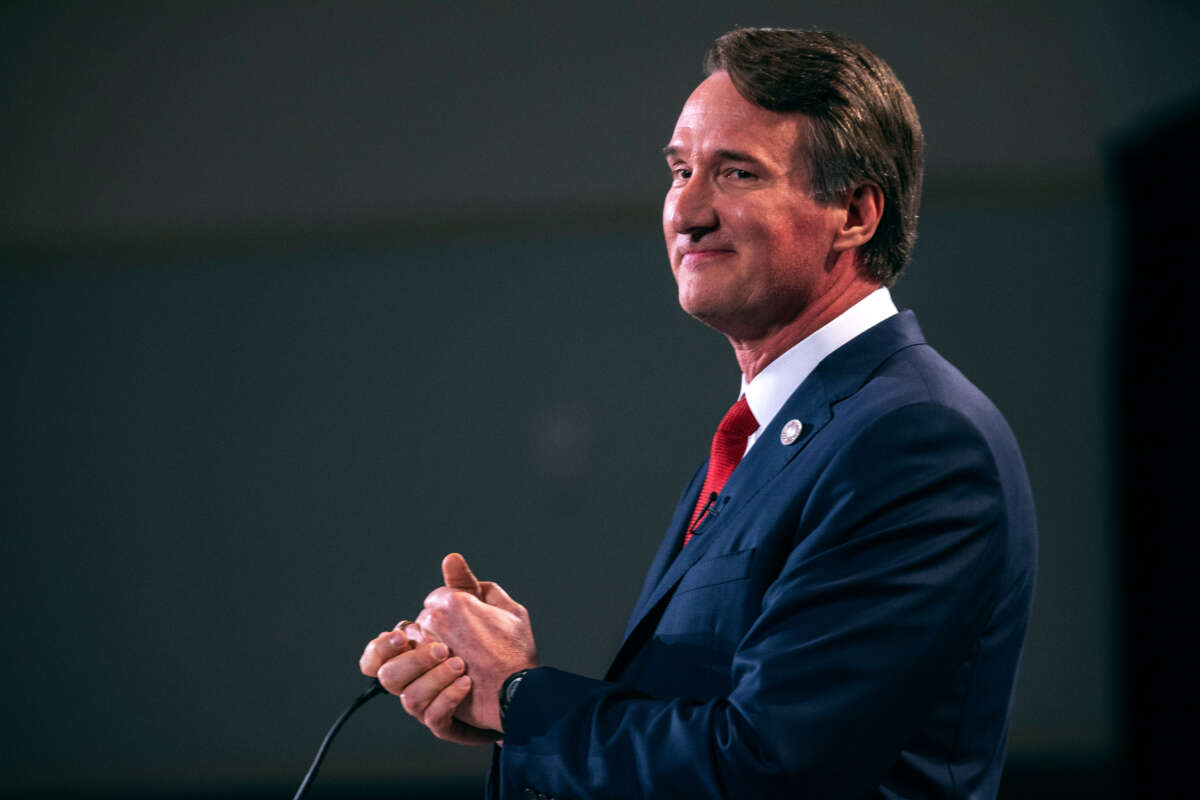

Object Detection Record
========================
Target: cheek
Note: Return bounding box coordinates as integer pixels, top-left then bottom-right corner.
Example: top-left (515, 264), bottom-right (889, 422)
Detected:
top-left (725, 201), bottom-right (777, 240)
top-left (662, 207), bottom-right (681, 274)
top-left (759, 212), bottom-right (825, 258)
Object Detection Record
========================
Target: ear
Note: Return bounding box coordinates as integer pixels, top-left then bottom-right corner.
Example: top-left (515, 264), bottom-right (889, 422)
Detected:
top-left (831, 181), bottom-right (884, 254)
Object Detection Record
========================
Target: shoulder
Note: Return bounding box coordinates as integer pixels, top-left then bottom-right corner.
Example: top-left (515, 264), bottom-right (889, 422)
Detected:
top-left (815, 339), bottom-right (1037, 586)
top-left (828, 337), bottom-right (1022, 470)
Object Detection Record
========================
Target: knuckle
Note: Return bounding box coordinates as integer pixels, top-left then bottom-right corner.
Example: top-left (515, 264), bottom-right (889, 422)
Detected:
top-left (365, 650), bottom-right (384, 673)
top-left (429, 642), bottom-right (451, 671)
top-left (423, 644), bottom-right (447, 667)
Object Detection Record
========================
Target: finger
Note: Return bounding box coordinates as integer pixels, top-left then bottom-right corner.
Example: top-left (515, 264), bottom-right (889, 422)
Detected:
top-left (442, 552), bottom-right (482, 597)
top-left (397, 654), bottom-right (466, 720)
top-left (479, 581), bottom-right (526, 617)
top-left (359, 628), bottom-right (414, 676)
top-left (424, 676), bottom-right (502, 745)
top-left (424, 674), bottom-right (473, 737)
top-left (376, 641), bottom-right (450, 695)
top-left (415, 607), bottom-right (440, 638)
top-left (401, 621), bottom-right (437, 646)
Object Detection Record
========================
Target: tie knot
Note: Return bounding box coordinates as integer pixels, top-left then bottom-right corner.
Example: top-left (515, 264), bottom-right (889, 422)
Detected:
top-left (718, 396), bottom-right (758, 438)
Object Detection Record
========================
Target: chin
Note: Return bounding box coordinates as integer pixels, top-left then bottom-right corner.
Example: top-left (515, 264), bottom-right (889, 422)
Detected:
top-left (678, 276), bottom-right (723, 310)
top-left (678, 295), bottom-right (731, 330)
top-left (677, 288), bottom-right (713, 320)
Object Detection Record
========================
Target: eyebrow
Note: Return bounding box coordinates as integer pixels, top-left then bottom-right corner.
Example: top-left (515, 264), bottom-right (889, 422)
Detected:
top-left (662, 145), bottom-right (765, 166)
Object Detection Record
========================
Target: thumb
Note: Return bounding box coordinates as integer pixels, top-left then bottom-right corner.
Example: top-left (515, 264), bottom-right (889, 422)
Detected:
top-left (442, 552), bottom-right (483, 597)
top-left (479, 581), bottom-right (525, 617)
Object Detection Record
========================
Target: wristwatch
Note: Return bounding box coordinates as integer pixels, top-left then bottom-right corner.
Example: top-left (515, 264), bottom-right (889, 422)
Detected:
top-left (499, 669), bottom-right (529, 726)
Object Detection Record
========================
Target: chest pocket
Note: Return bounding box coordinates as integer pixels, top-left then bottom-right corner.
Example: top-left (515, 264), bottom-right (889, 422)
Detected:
top-left (656, 547), bottom-right (758, 660)
top-left (675, 547), bottom-right (756, 595)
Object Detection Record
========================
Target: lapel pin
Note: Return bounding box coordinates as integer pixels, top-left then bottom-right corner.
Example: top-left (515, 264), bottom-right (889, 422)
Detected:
top-left (780, 419), bottom-right (803, 445)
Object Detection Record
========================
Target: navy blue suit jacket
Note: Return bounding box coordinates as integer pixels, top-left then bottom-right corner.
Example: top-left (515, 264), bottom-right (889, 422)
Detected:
top-left (489, 312), bottom-right (1036, 799)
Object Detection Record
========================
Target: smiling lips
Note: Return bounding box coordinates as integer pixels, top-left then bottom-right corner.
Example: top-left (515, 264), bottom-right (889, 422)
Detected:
top-left (678, 246), bottom-right (735, 268)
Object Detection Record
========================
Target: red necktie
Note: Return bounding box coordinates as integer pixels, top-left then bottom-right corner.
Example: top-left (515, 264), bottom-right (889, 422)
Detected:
top-left (683, 396), bottom-right (758, 547)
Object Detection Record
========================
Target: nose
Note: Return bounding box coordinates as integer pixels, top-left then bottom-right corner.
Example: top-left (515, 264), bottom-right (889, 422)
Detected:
top-left (668, 175), bottom-right (718, 237)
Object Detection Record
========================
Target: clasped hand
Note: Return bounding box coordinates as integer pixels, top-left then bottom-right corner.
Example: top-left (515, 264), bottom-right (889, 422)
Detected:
top-left (358, 553), bottom-right (539, 745)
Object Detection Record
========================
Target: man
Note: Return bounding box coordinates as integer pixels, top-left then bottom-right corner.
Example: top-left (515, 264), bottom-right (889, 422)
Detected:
top-left (360, 28), bottom-right (1036, 799)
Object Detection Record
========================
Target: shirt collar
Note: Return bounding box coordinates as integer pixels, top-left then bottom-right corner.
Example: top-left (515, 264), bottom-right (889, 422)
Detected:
top-left (740, 287), bottom-right (898, 450)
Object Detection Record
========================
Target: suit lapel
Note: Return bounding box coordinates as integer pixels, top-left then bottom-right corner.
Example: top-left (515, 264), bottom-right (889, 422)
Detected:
top-left (610, 390), bottom-right (832, 665)
top-left (608, 312), bottom-right (929, 676)
top-left (621, 463), bottom-right (705, 640)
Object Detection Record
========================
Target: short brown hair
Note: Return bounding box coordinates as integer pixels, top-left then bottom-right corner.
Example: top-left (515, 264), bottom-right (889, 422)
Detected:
top-left (705, 28), bottom-right (924, 285)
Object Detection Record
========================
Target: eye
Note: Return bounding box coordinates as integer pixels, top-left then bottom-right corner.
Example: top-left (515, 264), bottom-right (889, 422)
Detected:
top-left (670, 166), bottom-right (692, 184)
top-left (727, 168), bottom-right (756, 180)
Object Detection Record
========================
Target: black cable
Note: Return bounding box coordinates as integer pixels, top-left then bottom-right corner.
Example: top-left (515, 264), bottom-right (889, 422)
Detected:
top-left (293, 678), bottom-right (388, 800)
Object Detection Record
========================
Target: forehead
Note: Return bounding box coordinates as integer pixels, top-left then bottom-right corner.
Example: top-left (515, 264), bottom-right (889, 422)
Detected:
top-left (667, 72), bottom-right (805, 165)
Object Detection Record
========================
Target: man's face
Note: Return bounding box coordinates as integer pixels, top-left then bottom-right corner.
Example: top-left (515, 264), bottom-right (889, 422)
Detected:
top-left (663, 72), bottom-right (845, 341)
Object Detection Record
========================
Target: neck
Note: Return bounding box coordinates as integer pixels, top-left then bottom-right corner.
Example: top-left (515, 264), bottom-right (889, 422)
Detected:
top-left (731, 271), bottom-right (881, 383)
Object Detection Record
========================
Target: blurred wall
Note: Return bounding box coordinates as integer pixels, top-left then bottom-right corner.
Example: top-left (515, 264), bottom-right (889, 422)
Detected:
top-left (4, 1), bottom-right (1199, 794)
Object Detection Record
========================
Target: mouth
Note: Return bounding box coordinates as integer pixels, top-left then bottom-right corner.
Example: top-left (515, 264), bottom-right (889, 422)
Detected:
top-left (679, 248), bottom-right (734, 269)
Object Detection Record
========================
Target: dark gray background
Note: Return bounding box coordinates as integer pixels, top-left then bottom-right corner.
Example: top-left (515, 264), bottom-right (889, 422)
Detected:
top-left (4, 0), bottom-right (1197, 794)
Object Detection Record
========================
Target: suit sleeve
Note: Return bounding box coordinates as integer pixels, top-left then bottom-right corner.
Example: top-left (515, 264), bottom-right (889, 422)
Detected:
top-left (493, 402), bottom-right (1010, 799)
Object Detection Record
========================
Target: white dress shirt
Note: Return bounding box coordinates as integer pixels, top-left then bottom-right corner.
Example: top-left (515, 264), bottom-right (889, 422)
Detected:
top-left (741, 287), bottom-right (898, 453)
